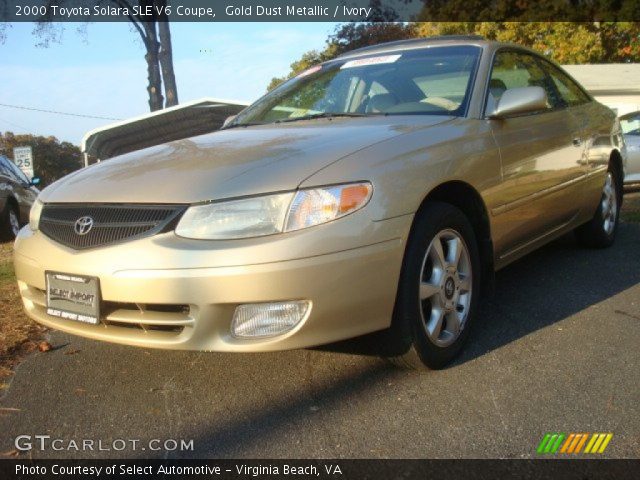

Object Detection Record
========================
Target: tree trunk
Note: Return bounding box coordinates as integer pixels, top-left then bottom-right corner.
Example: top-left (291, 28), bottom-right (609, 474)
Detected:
top-left (142, 20), bottom-right (164, 111)
top-left (157, 0), bottom-right (179, 107)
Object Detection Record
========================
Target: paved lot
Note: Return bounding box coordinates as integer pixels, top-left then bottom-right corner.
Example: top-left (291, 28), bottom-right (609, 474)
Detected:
top-left (1, 223), bottom-right (639, 459)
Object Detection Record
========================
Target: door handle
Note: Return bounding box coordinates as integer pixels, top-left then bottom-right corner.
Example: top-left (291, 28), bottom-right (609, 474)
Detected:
top-left (572, 138), bottom-right (582, 147)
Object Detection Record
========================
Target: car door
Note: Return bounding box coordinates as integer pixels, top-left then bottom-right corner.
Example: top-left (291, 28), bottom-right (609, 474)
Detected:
top-left (1, 157), bottom-right (36, 222)
top-left (486, 50), bottom-right (585, 260)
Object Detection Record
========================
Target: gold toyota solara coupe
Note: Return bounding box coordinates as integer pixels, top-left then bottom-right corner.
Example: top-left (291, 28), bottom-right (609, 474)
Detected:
top-left (14, 36), bottom-right (627, 369)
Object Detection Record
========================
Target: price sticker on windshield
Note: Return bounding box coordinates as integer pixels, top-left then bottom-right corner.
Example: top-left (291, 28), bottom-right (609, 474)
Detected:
top-left (341, 54), bottom-right (401, 69)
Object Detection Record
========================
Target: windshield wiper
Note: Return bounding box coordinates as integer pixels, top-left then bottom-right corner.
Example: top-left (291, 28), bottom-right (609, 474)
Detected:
top-left (225, 112), bottom-right (382, 128)
top-left (275, 112), bottom-right (371, 123)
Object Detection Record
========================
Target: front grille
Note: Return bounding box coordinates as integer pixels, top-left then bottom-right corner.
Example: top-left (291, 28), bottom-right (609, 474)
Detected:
top-left (39, 204), bottom-right (186, 250)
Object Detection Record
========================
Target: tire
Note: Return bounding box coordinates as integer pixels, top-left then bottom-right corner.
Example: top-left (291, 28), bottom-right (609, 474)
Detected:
top-left (383, 202), bottom-right (482, 370)
top-left (575, 165), bottom-right (622, 249)
top-left (0, 202), bottom-right (21, 241)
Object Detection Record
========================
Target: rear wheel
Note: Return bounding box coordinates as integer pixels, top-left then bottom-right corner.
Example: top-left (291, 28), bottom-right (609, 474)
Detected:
top-left (384, 202), bottom-right (481, 370)
top-left (575, 167), bottom-right (621, 248)
top-left (1, 203), bottom-right (20, 241)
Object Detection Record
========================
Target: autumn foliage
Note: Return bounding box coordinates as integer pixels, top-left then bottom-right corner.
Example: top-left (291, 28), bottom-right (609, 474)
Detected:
top-left (0, 132), bottom-right (82, 187)
top-left (268, 22), bottom-right (640, 91)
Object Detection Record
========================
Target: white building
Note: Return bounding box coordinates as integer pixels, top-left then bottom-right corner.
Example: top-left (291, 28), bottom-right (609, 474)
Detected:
top-left (563, 63), bottom-right (640, 116)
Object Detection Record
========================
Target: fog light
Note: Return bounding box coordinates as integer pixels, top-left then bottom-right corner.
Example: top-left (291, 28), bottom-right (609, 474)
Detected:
top-left (231, 301), bottom-right (311, 338)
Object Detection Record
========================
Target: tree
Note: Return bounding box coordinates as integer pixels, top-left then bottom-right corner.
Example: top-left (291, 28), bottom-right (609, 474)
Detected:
top-left (267, 49), bottom-right (335, 91)
top-left (267, 22), bottom-right (416, 91)
top-left (3, 0), bottom-right (179, 112)
top-left (156, 0), bottom-right (178, 107)
top-left (0, 132), bottom-right (83, 187)
top-left (112, 0), bottom-right (179, 110)
top-left (269, 21), bottom-right (640, 91)
top-left (414, 22), bottom-right (640, 64)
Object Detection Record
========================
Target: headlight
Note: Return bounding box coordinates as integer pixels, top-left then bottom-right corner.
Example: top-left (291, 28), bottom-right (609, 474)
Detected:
top-left (175, 182), bottom-right (372, 240)
top-left (29, 199), bottom-right (43, 231)
top-left (175, 192), bottom-right (293, 240)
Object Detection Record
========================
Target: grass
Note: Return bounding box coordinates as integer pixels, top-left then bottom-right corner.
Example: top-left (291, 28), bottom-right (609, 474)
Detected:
top-left (0, 242), bottom-right (47, 389)
top-left (0, 263), bottom-right (14, 283)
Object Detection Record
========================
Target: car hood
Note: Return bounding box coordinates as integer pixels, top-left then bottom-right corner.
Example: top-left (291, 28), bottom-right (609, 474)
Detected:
top-left (41, 116), bottom-right (452, 204)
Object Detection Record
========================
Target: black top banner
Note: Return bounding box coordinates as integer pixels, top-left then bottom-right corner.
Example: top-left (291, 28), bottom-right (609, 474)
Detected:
top-left (2, 0), bottom-right (640, 22)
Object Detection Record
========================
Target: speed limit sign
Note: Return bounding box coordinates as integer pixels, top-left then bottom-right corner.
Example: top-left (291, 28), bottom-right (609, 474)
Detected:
top-left (13, 146), bottom-right (34, 179)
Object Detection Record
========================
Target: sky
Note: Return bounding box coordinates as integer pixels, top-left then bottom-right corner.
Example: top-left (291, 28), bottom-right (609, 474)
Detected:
top-left (0, 22), bottom-right (338, 144)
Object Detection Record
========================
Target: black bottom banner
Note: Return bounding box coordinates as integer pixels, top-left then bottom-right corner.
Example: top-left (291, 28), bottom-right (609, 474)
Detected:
top-left (1, 459), bottom-right (639, 480)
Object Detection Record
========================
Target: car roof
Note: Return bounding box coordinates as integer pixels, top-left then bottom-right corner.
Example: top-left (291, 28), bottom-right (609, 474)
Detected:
top-left (333, 35), bottom-right (509, 61)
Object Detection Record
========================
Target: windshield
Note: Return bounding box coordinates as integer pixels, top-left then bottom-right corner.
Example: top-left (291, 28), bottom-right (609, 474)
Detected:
top-left (621, 112), bottom-right (640, 136)
top-left (231, 45), bottom-right (481, 127)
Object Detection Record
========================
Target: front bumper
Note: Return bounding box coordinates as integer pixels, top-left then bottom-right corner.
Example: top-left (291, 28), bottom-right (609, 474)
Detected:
top-left (14, 214), bottom-right (411, 351)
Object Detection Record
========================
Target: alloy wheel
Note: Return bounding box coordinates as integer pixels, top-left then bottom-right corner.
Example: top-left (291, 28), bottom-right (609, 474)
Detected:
top-left (418, 229), bottom-right (472, 347)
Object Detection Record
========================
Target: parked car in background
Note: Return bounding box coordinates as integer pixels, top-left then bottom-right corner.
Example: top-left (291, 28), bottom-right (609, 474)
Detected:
top-left (14, 36), bottom-right (626, 369)
top-left (0, 155), bottom-right (39, 240)
top-left (620, 110), bottom-right (640, 186)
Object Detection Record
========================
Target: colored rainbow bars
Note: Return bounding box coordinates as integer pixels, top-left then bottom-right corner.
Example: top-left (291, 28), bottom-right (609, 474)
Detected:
top-left (537, 433), bottom-right (613, 454)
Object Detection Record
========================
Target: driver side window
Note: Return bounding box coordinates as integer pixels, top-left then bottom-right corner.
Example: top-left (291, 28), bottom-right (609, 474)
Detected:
top-left (487, 51), bottom-right (562, 114)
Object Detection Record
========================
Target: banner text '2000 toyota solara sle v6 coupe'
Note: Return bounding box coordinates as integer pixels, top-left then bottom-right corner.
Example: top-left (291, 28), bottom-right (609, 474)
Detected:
top-left (14, 36), bottom-right (626, 369)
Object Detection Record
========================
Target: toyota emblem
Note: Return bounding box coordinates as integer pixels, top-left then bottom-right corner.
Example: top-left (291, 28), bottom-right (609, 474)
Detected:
top-left (74, 216), bottom-right (95, 235)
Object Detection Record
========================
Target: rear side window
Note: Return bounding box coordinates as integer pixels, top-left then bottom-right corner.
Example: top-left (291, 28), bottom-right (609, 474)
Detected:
top-left (621, 111), bottom-right (640, 136)
top-left (487, 51), bottom-right (563, 111)
top-left (538, 60), bottom-right (591, 107)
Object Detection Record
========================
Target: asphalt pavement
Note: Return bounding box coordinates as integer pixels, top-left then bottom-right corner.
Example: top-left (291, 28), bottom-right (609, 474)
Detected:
top-left (1, 223), bottom-right (639, 459)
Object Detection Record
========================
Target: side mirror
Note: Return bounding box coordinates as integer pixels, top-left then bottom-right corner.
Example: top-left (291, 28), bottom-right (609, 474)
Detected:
top-left (30, 177), bottom-right (41, 186)
top-left (489, 86), bottom-right (548, 119)
top-left (222, 115), bottom-right (237, 129)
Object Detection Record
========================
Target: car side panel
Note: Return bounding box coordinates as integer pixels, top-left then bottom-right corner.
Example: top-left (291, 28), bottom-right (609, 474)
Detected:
top-left (487, 108), bottom-right (586, 257)
top-left (576, 102), bottom-right (621, 219)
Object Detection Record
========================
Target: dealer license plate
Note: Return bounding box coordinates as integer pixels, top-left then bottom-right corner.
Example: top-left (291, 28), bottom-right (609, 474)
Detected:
top-left (45, 272), bottom-right (100, 325)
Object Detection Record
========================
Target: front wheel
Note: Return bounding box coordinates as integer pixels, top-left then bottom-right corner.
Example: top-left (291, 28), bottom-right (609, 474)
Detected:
top-left (0, 203), bottom-right (21, 241)
top-left (575, 167), bottom-right (621, 248)
top-left (385, 202), bottom-right (481, 370)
